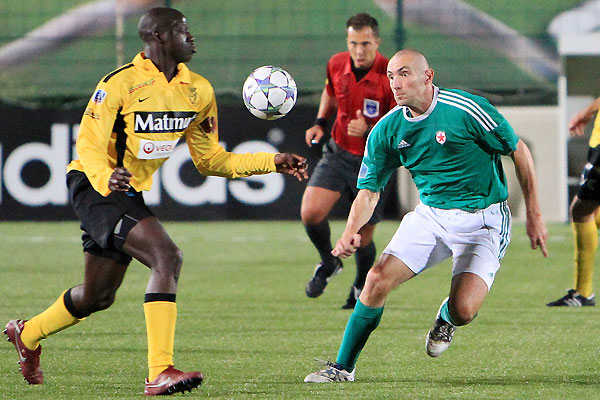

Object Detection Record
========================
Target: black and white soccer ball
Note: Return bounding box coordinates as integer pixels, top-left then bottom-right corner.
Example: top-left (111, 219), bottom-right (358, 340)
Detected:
top-left (242, 66), bottom-right (297, 120)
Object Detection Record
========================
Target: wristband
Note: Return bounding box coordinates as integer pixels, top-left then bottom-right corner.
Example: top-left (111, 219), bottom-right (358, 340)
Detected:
top-left (315, 117), bottom-right (328, 129)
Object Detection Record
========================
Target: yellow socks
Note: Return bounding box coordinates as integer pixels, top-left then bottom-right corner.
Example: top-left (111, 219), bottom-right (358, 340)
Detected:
top-left (144, 296), bottom-right (177, 382)
top-left (21, 290), bottom-right (81, 350)
top-left (572, 221), bottom-right (597, 298)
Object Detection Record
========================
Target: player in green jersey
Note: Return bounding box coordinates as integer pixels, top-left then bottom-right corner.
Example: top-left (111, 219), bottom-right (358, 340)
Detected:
top-left (304, 49), bottom-right (548, 383)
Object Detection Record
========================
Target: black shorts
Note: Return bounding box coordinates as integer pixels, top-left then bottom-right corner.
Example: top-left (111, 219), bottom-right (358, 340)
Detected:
top-left (67, 170), bottom-right (154, 265)
top-left (577, 146), bottom-right (600, 201)
top-left (307, 138), bottom-right (391, 225)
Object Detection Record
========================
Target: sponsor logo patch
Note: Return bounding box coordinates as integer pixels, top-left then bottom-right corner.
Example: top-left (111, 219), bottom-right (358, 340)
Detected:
top-left (83, 108), bottom-right (100, 120)
top-left (137, 138), bottom-right (180, 160)
top-left (363, 99), bottom-right (380, 118)
top-left (134, 112), bottom-right (197, 133)
top-left (128, 78), bottom-right (156, 94)
top-left (358, 162), bottom-right (369, 179)
top-left (91, 89), bottom-right (107, 104)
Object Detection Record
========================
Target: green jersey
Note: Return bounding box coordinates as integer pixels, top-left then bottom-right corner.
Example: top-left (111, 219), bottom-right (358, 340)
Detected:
top-left (358, 87), bottom-right (519, 211)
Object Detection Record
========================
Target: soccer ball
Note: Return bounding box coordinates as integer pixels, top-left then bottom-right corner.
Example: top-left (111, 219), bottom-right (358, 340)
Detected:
top-left (242, 66), bottom-right (297, 120)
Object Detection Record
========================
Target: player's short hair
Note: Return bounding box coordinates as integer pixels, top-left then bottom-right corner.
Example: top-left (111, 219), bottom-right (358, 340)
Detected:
top-left (346, 13), bottom-right (380, 38)
top-left (138, 7), bottom-right (184, 41)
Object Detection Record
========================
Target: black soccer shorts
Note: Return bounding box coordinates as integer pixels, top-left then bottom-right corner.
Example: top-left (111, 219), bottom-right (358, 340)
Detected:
top-left (577, 146), bottom-right (600, 201)
top-left (307, 138), bottom-right (389, 225)
top-left (67, 170), bottom-right (154, 265)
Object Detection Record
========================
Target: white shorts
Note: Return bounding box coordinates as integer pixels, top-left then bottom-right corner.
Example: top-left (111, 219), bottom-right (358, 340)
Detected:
top-left (383, 201), bottom-right (511, 290)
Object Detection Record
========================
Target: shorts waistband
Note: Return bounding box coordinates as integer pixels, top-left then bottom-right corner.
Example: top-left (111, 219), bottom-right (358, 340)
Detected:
top-left (422, 200), bottom-right (508, 215)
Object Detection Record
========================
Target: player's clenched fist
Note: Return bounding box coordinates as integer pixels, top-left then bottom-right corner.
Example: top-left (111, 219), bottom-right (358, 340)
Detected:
top-left (332, 233), bottom-right (362, 258)
top-left (108, 167), bottom-right (132, 192)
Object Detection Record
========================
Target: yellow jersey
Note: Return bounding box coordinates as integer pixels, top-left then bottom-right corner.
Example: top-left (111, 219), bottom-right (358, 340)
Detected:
top-left (590, 111), bottom-right (600, 148)
top-left (68, 52), bottom-right (276, 196)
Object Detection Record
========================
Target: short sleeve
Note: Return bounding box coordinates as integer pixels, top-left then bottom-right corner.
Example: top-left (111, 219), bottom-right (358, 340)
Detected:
top-left (356, 125), bottom-right (401, 192)
top-left (469, 95), bottom-right (519, 155)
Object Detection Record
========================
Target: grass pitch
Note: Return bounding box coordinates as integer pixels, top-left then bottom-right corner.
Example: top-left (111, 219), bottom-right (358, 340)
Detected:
top-left (0, 220), bottom-right (598, 399)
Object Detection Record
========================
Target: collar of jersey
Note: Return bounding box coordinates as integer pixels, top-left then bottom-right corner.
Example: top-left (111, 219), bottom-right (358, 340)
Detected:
top-left (133, 52), bottom-right (191, 84)
top-left (403, 85), bottom-right (439, 122)
top-left (341, 51), bottom-right (383, 82)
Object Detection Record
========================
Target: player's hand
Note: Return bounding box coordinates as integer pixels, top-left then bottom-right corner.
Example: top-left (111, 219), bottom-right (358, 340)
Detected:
top-left (568, 111), bottom-right (591, 137)
top-left (274, 153), bottom-right (308, 181)
top-left (108, 167), bottom-right (132, 192)
top-left (332, 233), bottom-right (362, 258)
top-left (347, 110), bottom-right (368, 137)
top-left (526, 213), bottom-right (548, 257)
top-left (305, 125), bottom-right (324, 147)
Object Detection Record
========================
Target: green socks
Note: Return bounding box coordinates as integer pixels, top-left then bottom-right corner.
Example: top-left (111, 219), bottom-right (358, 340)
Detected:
top-left (438, 298), bottom-right (458, 326)
top-left (336, 299), bottom-right (384, 371)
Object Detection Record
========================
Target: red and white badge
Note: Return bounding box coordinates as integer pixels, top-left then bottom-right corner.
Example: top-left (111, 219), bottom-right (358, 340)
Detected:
top-left (435, 130), bottom-right (447, 145)
top-left (137, 138), bottom-right (179, 160)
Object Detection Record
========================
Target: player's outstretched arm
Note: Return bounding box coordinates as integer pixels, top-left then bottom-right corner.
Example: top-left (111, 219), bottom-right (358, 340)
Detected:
top-left (568, 97), bottom-right (600, 137)
top-left (511, 139), bottom-right (548, 257)
top-left (332, 189), bottom-right (380, 258)
top-left (274, 153), bottom-right (308, 181)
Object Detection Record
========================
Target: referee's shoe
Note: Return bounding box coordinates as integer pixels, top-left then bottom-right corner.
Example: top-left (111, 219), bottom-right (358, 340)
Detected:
top-left (305, 259), bottom-right (343, 298)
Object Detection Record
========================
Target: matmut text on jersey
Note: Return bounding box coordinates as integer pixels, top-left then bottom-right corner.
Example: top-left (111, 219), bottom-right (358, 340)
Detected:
top-left (67, 52), bottom-right (277, 197)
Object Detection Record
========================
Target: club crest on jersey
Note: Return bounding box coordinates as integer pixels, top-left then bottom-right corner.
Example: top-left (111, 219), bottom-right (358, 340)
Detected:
top-left (189, 87), bottom-right (198, 105)
top-left (91, 89), bottom-right (107, 104)
top-left (435, 130), bottom-right (447, 145)
top-left (363, 99), bottom-right (380, 118)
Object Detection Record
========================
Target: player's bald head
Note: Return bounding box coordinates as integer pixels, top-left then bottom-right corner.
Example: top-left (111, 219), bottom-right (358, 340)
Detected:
top-left (389, 49), bottom-right (430, 72)
top-left (138, 7), bottom-right (185, 42)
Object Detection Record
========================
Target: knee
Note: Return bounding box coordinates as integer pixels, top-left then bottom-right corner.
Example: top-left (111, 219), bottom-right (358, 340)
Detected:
top-left (301, 205), bottom-right (326, 226)
top-left (448, 301), bottom-right (478, 326)
top-left (154, 245), bottom-right (183, 276)
top-left (364, 265), bottom-right (392, 297)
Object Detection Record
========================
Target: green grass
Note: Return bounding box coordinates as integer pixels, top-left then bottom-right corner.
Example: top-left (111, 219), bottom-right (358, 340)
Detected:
top-left (0, 220), bottom-right (598, 399)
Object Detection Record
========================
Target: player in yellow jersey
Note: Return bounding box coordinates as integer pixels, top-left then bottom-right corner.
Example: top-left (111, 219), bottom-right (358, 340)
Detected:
top-left (547, 98), bottom-right (600, 307)
top-left (4, 7), bottom-right (307, 396)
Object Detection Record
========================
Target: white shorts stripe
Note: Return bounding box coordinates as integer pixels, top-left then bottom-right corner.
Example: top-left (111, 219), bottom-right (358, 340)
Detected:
top-left (498, 201), bottom-right (511, 259)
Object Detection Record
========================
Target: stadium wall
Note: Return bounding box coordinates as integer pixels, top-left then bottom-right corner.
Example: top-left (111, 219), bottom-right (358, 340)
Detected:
top-left (0, 101), bottom-right (397, 221)
top-left (1, 103), bottom-right (564, 222)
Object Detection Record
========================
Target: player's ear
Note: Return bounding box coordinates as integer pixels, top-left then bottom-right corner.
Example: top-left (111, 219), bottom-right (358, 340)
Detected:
top-left (153, 30), bottom-right (166, 44)
top-left (424, 68), bottom-right (434, 84)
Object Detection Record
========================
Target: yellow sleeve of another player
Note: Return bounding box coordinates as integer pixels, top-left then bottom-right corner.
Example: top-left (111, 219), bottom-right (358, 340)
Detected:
top-left (186, 95), bottom-right (276, 178)
top-left (589, 112), bottom-right (600, 148)
top-left (76, 80), bottom-right (124, 196)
